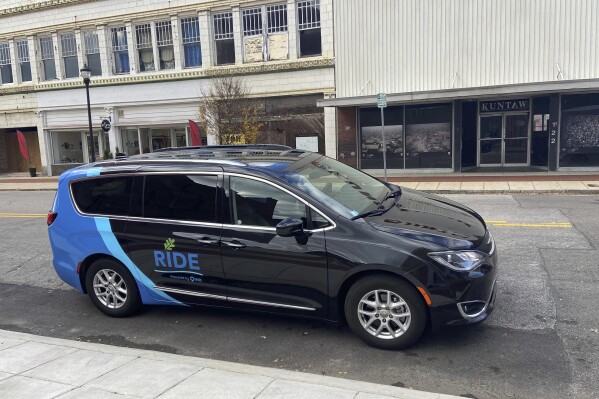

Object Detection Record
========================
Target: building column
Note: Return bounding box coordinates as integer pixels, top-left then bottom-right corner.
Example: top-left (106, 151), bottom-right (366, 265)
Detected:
top-left (324, 106), bottom-right (337, 158)
top-left (75, 29), bottom-right (86, 73)
top-left (319, 0), bottom-right (334, 58)
top-left (171, 14), bottom-right (183, 71)
top-left (125, 21), bottom-right (138, 74)
top-left (52, 32), bottom-right (63, 79)
top-left (198, 11), bottom-right (213, 68)
top-left (97, 25), bottom-right (111, 77)
top-left (548, 93), bottom-right (560, 171)
top-left (453, 100), bottom-right (462, 172)
top-left (36, 111), bottom-right (51, 176)
top-left (232, 7), bottom-right (243, 65)
top-left (287, 0), bottom-right (298, 60)
top-left (27, 36), bottom-right (40, 83)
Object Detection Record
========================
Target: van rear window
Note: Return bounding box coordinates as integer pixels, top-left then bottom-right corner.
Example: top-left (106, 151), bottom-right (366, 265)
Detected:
top-left (71, 177), bottom-right (133, 216)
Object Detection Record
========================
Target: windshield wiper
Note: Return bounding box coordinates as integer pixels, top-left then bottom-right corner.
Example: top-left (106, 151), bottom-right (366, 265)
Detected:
top-left (351, 187), bottom-right (401, 220)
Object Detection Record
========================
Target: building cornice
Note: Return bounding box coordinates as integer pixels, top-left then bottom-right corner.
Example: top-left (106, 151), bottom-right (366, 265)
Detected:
top-left (0, 0), bottom-right (94, 17)
top-left (0, 57), bottom-right (335, 96)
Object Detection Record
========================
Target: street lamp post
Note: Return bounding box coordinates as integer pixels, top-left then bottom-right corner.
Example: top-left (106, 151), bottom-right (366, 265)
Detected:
top-left (80, 64), bottom-right (95, 163)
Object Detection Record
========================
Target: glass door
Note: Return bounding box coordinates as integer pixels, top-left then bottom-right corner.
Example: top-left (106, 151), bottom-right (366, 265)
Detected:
top-left (479, 115), bottom-right (503, 165)
top-left (479, 114), bottom-right (530, 166)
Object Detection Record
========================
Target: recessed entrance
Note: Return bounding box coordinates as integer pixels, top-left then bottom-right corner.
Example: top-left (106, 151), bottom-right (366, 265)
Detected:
top-left (479, 113), bottom-right (529, 166)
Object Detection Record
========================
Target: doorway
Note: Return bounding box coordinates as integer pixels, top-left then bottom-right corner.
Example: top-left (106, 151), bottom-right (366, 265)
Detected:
top-left (479, 113), bottom-right (529, 166)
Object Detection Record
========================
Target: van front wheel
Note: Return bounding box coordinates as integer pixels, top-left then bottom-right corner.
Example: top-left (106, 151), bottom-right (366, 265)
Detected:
top-left (344, 275), bottom-right (426, 349)
top-left (85, 259), bottom-right (141, 317)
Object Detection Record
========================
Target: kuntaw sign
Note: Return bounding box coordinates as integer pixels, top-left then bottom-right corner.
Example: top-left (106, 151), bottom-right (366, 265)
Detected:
top-left (479, 99), bottom-right (529, 113)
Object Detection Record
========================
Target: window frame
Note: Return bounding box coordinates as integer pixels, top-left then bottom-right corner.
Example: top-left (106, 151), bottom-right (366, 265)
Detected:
top-left (110, 26), bottom-right (130, 74)
top-left (155, 20), bottom-right (175, 70)
top-left (0, 42), bottom-right (13, 84)
top-left (39, 35), bottom-right (57, 81)
top-left (60, 32), bottom-right (79, 79)
top-left (241, 3), bottom-right (289, 62)
top-left (213, 11), bottom-right (235, 65)
top-left (135, 23), bottom-right (155, 72)
top-left (83, 30), bottom-right (102, 76)
top-left (225, 173), bottom-right (333, 232)
top-left (296, 0), bottom-right (322, 57)
top-left (16, 39), bottom-right (32, 82)
top-left (180, 16), bottom-right (202, 68)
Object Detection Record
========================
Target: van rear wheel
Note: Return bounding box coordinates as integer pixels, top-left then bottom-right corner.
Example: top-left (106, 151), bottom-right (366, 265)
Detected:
top-left (85, 259), bottom-right (141, 317)
top-left (345, 275), bottom-right (426, 349)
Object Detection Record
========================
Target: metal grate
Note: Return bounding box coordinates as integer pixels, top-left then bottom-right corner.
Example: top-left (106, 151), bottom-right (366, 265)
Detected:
top-left (84, 31), bottom-right (100, 54)
top-left (242, 8), bottom-right (262, 37)
top-left (267, 4), bottom-right (288, 33)
top-left (155, 21), bottom-right (173, 46)
top-left (16, 40), bottom-right (29, 62)
top-left (297, 0), bottom-right (321, 30)
top-left (40, 36), bottom-right (55, 59)
top-left (135, 24), bottom-right (153, 49)
top-left (213, 12), bottom-right (234, 40)
top-left (111, 27), bottom-right (128, 51)
top-left (0, 43), bottom-right (10, 65)
top-left (61, 33), bottom-right (77, 57)
top-left (181, 17), bottom-right (200, 43)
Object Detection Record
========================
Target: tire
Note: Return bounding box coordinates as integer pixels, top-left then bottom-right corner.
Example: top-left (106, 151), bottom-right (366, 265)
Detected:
top-left (344, 275), bottom-right (427, 350)
top-left (85, 258), bottom-right (141, 317)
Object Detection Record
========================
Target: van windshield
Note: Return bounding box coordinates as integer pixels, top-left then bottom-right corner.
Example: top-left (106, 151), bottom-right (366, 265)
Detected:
top-left (280, 156), bottom-right (391, 218)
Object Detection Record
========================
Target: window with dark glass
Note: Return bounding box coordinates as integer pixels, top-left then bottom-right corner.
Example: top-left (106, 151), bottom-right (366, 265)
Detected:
top-left (404, 103), bottom-right (452, 168)
top-left (181, 17), bottom-right (202, 68)
top-left (359, 106), bottom-right (404, 169)
top-left (71, 177), bottom-right (134, 216)
top-left (16, 40), bottom-right (31, 82)
top-left (213, 12), bottom-right (235, 65)
top-left (229, 177), bottom-right (307, 228)
top-left (84, 31), bottom-right (102, 76)
top-left (156, 21), bottom-right (175, 70)
top-left (297, 0), bottom-right (321, 57)
top-left (39, 36), bottom-right (57, 80)
top-left (143, 175), bottom-right (217, 222)
top-left (111, 27), bottom-right (130, 74)
top-left (560, 93), bottom-right (599, 167)
top-left (0, 42), bottom-right (14, 84)
top-left (61, 33), bottom-right (79, 78)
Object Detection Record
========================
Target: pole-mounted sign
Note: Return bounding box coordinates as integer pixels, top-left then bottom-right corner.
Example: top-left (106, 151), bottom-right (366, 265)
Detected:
top-left (100, 119), bottom-right (111, 132)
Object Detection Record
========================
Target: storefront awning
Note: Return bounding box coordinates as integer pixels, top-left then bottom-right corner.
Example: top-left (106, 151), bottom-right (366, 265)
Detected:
top-left (317, 78), bottom-right (599, 108)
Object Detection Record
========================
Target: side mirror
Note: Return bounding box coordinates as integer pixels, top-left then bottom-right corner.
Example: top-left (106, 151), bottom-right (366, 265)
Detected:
top-left (276, 217), bottom-right (304, 237)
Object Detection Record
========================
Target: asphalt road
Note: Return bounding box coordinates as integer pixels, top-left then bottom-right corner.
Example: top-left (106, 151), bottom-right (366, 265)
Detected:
top-left (0, 191), bottom-right (598, 399)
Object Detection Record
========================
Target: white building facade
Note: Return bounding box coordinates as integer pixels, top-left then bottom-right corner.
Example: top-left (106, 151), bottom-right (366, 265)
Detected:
top-left (0, 0), bottom-right (335, 176)
top-left (320, 0), bottom-right (599, 173)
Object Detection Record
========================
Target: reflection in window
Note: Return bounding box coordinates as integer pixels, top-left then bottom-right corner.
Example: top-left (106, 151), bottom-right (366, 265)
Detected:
top-left (229, 177), bottom-right (307, 228)
top-left (560, 93), bottom-right (599, 167)
top-left (72, 177), bottom-right (133, 216)
top-left (52, 131), bottom-right (83, 164)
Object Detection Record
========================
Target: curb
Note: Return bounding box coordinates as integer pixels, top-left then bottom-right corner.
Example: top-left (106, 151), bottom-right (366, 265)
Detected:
top-left (0, 329), bottom-right (458, 399)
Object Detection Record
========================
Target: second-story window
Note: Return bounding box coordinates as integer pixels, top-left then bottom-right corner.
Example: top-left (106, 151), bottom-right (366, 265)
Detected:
top-left (111, 27), bottom-right (130, 74)
top-left (213, 12), bottom-right (235, 65)
top-left (16, 40), bottom-right (32, 82)
top-left (136, 23), bottom-right (154, 72)
top-left (181, 17), bottom-right (201, 68)
top-left (84, 31), bottom-right (102, 76)
top-left (297, 0), bottom-right (321, 57)
top-left (242, 4), bottom-right (288, 62)
top-left (60, 33), bottom-right (79, 78)
top-left (156, 21), bottom-right (175, 70)
top-left (61, 33), bottom-right (79, 78)
top-left (39, 36), bottom-right (57, 80)
top-left (0, 43), bottom-right (13, 84)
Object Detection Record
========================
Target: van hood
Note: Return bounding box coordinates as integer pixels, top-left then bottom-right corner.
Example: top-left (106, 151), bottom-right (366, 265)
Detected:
top-left (366, 188), bottom-right (487, 250)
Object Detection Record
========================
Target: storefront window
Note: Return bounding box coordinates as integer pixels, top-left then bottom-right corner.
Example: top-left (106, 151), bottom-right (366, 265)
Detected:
top-left (560, 93), bottom-right (599, 167)
top-left (174, 128), bottom-right (188, 147)
top-left (122, 129), bottom-right (140, 155)
top-left (140, 128), bottom-right (151, 153)
top-left (52, 131), bottom-right (83, 164)
top-left (359, 106), bottom-right (403, 169)
top-left (405, 104), bottom-right (452, 169)
top-left (151, 129), bottom-right (171, 150)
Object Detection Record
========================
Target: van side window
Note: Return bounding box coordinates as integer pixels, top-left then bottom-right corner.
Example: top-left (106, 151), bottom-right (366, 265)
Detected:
top-left (144, 175), bottom-right (217, 223)
top-left (229, 177), bottom-right (307, 228)
top-left (71, 176), bottom-right (133, 216)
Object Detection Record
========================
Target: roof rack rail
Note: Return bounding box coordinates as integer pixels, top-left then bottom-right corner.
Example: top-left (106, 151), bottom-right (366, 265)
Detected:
top-left (153, 144), bottom-right (292, 153)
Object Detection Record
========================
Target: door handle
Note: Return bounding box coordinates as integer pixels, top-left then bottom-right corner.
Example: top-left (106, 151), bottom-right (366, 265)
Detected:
top-left (195, 237), bottom-right (221, 245)
top-left (222, 240), bottom-right (246, 249)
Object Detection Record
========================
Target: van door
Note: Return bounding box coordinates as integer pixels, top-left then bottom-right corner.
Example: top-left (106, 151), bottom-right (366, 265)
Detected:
top-left (220, 175), bottom-right (330, 318)
top-left (123, 172), bottom-right (227, 305)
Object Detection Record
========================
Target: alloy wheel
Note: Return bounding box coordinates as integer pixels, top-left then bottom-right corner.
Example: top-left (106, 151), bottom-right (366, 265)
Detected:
top-left (92, 269), bottom-right (128, 309)
top-left (357, 289), bottom-right (411, 339)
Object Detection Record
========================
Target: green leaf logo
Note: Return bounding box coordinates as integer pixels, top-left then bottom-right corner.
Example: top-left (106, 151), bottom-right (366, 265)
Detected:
top-left (164, 238), bottom-right (175, 251)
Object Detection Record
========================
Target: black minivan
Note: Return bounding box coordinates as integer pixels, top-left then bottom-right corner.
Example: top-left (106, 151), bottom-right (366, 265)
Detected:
top-left (48, 145), bottom-right (497, 349)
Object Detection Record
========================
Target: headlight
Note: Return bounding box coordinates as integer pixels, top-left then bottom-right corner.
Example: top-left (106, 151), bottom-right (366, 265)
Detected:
top-left (428, 250), bottom-right (489, 271)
